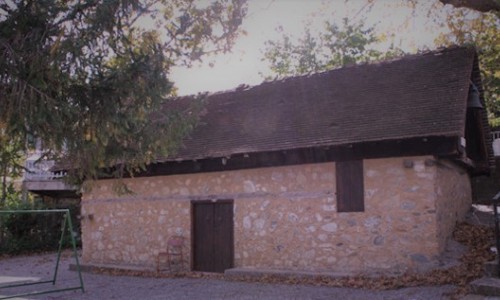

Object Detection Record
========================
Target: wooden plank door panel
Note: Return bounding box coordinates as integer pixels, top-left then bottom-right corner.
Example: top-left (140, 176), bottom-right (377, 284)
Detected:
top-left (193, 202), bottom-right (214, 272)
top-left (213, 202), bottom-right (234, 272)
top-left (192, 200), bottom-right (234, 273)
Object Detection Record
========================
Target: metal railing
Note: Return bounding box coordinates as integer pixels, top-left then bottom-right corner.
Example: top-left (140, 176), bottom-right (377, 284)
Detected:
top-left (24, 160), bottom-right (65, 181)
top-left (492, 131), bottom-right (500, 157)
top-left (492, 131), bottom-right (500, 140)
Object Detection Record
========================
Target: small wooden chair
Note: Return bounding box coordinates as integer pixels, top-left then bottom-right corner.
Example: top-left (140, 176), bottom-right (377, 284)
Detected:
top-left (156, 235), bottom-right (185, 273)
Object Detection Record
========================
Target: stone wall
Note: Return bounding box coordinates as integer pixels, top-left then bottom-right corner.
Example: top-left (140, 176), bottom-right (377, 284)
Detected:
top-left (435, 159), bottom-right (471, 251)
top-left (81, 155), bottom-right (470, 274)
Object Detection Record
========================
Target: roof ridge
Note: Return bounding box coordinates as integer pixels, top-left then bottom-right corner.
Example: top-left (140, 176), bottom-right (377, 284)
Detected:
top-left (165, 45), bottom-right (476, 160)
top-left (193, 46), bottom-right (475, 98)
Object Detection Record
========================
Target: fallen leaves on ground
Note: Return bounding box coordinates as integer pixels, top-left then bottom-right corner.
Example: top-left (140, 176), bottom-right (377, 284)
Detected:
top-left (223, 222), bottom-right (495, 298)
top-left (87, 222), bottom-right (495, 298)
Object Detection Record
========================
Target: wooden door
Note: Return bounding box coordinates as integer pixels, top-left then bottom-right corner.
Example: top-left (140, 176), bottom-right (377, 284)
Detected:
top-left (192, 200), bottom-right (234, 273)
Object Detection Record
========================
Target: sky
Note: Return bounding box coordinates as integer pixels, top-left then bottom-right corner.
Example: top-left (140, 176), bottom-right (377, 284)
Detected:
top-left (170, 0), bottom-right (456, 96)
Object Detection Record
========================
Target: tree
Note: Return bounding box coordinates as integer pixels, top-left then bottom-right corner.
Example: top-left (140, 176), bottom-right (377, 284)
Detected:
top-left (439, 0), bottom-right (500, 13)
top-left (0, 132), bottom-right (24, 204)
top-left (262, 1), bottom-right (498, 126)
top-left (262, 18), bottom-right (404, 79)
top-left (0, 0), bottom-right (248, 183)
top-left (434, 9), bottom-right (499, 126)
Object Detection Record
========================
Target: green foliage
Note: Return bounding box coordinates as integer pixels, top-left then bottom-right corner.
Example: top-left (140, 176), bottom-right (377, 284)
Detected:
top-left (0, 0), bottom-right (248, 184)
top-left (434, 10), bottom-right (499, 125)
top-left (0, 133), bottom-right (24, 204)
top-left (0, 199), bottom-right (81, 255)
top-left (490, 118), bottom-right (500, 130)
top-left (0, 183), bottom-right (23, 209)
top-left (262, 18), bottom-right (405, 79)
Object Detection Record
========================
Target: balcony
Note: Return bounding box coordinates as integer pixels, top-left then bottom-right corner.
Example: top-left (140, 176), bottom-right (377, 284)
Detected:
top-left (23, 158), bottom-right (77, 198)
top-left (24, 159), bottom-right (65, 181)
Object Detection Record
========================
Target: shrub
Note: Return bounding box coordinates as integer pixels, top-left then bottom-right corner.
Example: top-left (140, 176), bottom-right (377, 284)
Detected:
top-left (0, 199), bottom-right (81, 255)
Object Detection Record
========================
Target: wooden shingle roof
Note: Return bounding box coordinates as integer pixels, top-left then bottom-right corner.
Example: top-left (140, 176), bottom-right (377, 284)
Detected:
top-left (164, 46), bottom-right (490, 171)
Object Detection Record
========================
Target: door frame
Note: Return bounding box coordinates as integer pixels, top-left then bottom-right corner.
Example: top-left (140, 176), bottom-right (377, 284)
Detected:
top-left (190, 199), bottom-right (234, 272)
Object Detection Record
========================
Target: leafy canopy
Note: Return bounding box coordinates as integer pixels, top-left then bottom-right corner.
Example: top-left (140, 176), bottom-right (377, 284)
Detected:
top-left (262, 18), bottom-right (404, 80)
top-left (262, 2), bottom-right (498, 126)
top-left (0, 0), bottom-right (247, 183)
top-left (0, 132), bottom-right (24, 204)
top-left (434, 9), bottom-right (499, 127)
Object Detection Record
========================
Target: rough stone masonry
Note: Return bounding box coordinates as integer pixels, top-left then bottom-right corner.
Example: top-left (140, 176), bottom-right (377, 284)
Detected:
top-left (80, 155), bottom-right (470, 275)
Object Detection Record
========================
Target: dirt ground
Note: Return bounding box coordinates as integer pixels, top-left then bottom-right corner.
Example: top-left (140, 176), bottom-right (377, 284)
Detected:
top-left (0, 251), bottom-right (459, 300)
top-left (0, 204), bottom-right (496, 300)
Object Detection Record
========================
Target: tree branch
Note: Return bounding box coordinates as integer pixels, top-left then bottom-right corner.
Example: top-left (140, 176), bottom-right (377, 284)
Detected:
top-left (439, 0), bottom-right (500, 12)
